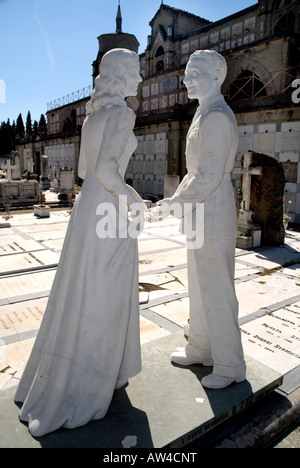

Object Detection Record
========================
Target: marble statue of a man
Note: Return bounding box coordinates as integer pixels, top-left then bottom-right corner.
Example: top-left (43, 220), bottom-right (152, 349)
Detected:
top-left (157, 50), bottom-right (246, 389)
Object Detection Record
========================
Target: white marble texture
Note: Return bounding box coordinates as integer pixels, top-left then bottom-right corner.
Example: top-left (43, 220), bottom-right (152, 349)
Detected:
top-left (15, 49), bottom-right (145, 437)
top-left (154, 50), bottom-right (246, 387)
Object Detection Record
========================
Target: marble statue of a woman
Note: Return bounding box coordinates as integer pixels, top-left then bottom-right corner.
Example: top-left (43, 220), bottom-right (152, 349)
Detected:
top-left (15, 48), bottom-right (146, 437)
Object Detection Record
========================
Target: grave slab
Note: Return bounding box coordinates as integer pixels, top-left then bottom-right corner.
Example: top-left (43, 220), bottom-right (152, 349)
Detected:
top-left (0, 298), bottom-right (48, 344)
top-left (150, 297), bottom-right (190, 328)
top-left (16, 222), bottom-right (68, 234)
top-left (139, 248), bottom-right (187, 275)
top-left (281, 263), bottom-right (300, 278)
top-left (40, 239), bottom-right (64, 251)
top-left (235, 261), bottom-right (260, 279)
top-left (0, 270), bottom-right (56, 302)
top-left (0, 227), bottom-right (13, 236)
top-left (0, 250), bottom-right (60, 275)
top-left (242, 247), bottom-right (300, 271)
top-left (236, 273), bottom-right (300, 317)
top-left (241, 306), bottom-right (300, 375)
top-left (0, 338), bottom-right (36, 390)
top-left (0, 235), bottom-right (45, 256)
top-left (138, 238), bottom-right (184, 254)
top-left (139, 272), bottom-right (176, 287)
top-left (170, 268), bottom-right (188, 288)
top-left (0, 332), bottom-right (282, 448)
top-left (26, 229), bottom-right (68, 242)
top-left (0, 295), bottom-right (164, 346)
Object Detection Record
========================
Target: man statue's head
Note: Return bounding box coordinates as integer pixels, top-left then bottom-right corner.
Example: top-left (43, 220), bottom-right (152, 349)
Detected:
top-left (183, 50), bottom-right (227, 100)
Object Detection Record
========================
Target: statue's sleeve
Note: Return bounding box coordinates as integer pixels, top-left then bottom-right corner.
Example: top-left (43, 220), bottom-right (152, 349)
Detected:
top-left (170, 111), bottom-right (232, 205)
top-left (95, 107), bottom-right (138, 205)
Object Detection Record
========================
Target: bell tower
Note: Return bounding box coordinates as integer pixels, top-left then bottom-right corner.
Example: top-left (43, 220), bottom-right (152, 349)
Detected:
top-left (92, 1), bottom-right (140, 83)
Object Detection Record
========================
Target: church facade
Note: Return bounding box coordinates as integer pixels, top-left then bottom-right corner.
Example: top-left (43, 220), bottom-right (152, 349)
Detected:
top-left (16, 1), bottom-right (300, 220)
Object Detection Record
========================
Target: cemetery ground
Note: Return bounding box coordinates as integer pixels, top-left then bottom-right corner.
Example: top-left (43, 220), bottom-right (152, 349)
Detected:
top-left (0, 196), bottom-right (299, 448)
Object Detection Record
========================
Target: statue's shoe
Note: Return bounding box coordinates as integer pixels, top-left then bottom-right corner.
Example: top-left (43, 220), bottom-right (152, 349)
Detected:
top-left (201, 372), bottom-right (246, 389)
top-left (170, 351), bottom-right (213, 367)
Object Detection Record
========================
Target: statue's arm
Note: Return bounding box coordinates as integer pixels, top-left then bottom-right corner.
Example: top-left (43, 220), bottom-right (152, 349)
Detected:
top-left (78, 117), bottom-right (88, 180)
top-left (171, 112), bottom-right (232, 205)
top-left (95, 107), bottom-right (139, 206)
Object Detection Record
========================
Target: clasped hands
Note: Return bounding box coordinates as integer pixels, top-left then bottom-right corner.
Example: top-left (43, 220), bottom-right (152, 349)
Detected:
top-left (145, 198), bottom-right (173, 222)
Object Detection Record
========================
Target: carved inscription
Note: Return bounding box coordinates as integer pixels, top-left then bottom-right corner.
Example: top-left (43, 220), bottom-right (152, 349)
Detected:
top-left (241, 305), bottom-right (300, 373)
top-left (0, 305), bottom-right (44, 330)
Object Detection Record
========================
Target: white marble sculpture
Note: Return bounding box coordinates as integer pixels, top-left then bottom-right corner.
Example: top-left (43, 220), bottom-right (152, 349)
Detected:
top-left (15, 48), bottom-right (146, 437)
top-left (153, 50), bottom-right (246, 389)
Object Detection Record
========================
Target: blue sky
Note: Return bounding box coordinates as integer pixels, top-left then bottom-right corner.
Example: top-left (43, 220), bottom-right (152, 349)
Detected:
top-left (0, 0), bottom-right (256, 124)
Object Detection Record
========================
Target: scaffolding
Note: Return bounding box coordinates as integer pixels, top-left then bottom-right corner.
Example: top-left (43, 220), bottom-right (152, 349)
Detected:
top-left (142, 8), bottom-right (296, 79)
top-left (228, 65), bottom-right (300, 101)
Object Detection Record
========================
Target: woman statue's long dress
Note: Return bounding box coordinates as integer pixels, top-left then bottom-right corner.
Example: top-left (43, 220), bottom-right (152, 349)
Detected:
top-left (15, 49), bottom-right (145, 437)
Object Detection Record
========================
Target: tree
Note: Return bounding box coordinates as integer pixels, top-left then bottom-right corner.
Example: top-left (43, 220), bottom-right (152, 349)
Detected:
top-left (38, 114), bottom-right (47, 136)
top-left (16, 113), bottom-right (25, 140)
top-left (0, 119), bottom-right (15, 156)
top-left (32, 120), bottom-right (39, 140)
top-left (26, 111), bottom-right (32, 140)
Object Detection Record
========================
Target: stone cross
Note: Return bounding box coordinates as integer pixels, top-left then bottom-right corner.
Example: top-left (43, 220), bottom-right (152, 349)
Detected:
top-left (235, 152), bottom-right (262, 211)
top-left (3, 158), bottom-right (16, 182)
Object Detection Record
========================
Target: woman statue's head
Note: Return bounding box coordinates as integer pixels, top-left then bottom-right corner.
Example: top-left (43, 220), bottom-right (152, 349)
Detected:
top-left (86, 48), bottom-right (142, 114)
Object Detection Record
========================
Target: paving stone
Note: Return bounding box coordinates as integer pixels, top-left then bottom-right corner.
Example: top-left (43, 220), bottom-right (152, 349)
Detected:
top-left (236, 273), bottom-right (300, 317)
top-left (242, 246), bottom-right (300, 270)
top-left (151, 297), bottom-right (189, 328)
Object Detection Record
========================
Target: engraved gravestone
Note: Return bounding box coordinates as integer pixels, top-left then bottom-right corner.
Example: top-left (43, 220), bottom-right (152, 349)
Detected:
top-left (0, 298), bottom-right (47, 344)
top-left (241, 305), bottom-right (300, 375)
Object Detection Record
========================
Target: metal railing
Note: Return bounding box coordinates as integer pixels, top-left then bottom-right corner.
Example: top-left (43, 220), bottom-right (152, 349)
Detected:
top-left (47, 85), bottom-right (93, 112)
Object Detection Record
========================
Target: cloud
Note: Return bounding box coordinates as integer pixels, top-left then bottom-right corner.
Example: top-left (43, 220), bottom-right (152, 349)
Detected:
top-left (34, 4), bottom-right (55, 72)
